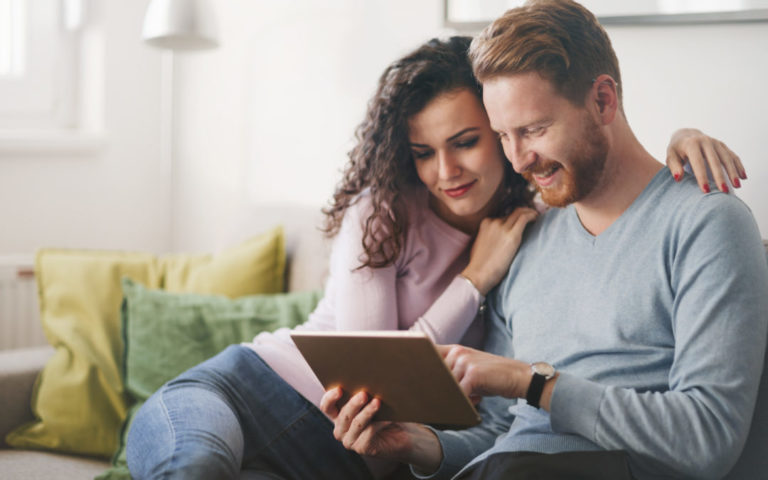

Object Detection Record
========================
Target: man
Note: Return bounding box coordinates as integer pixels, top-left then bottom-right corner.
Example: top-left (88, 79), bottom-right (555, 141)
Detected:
top-left (321, 1), bottom-right (768, 478)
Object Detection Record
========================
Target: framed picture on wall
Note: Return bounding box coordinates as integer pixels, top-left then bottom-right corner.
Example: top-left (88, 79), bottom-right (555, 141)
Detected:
top-left (445, 0), bottom-right (768, 31)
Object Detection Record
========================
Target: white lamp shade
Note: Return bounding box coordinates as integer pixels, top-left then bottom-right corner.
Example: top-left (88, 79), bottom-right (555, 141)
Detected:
top-left (142, 0), bottom-right (219, 51)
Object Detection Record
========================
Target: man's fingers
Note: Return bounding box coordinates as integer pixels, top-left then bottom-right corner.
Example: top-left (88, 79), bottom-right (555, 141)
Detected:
top-left (334, 390), bottom-right (369, 441)
top-left (320, 386), bottom-right (343, 419)
top-left (435, 344), bottom-right (452, 358)
top-left (342, 397), bottom-right (381, 450)
top-left (353, 418), bottom-right (395, 456)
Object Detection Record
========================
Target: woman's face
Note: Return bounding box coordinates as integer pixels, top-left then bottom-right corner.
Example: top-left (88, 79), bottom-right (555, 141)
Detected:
top-left (409, 88), bottom-right (506, 233)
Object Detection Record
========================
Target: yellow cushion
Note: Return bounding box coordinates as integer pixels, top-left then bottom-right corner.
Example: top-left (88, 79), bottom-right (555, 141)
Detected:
top-left (5, 226), bottom-right (285, 457)
top-left (162, 230), bottom-right (285, 297)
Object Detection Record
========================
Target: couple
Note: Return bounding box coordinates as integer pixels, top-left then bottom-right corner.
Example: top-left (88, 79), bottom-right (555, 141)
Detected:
top-left (126, 0), bottom-right (768, 479)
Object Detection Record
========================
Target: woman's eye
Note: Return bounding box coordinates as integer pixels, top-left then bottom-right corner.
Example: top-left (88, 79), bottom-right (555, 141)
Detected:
top-left (412, 150), bottom-right (432, 160)
top-left (455, 137), bottom-right (479, 149)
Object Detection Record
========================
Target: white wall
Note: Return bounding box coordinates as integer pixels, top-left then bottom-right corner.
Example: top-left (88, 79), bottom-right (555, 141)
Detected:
top-left (173, 3), bottom-right (768, 254)
top-left (3, 2), bottom-right (764, 260)
top-left (172, 0), bottom-right (449, 253)
top-left (608, 22), bottom-right (768, 237)
top-left (0, 1), bottom-right (168, 255)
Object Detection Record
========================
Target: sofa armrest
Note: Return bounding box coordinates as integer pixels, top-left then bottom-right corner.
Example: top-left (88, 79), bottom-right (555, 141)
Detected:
top-left (0, 346), bottom-right (53, 448)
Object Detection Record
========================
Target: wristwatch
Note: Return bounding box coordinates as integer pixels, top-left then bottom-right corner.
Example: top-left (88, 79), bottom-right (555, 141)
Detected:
top-left (526, 362), bottom-right (556, 409)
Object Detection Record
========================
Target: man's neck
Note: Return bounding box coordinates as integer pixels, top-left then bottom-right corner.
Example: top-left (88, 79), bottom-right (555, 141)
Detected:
top-left (573, 124), bottom-right (664, 236)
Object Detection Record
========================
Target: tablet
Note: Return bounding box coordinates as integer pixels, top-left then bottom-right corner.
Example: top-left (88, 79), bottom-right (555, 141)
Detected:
top-left (290, 330), bottom-right (481, 428)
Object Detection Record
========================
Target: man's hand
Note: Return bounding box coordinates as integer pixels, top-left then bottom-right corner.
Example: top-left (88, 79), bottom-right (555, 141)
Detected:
top-left (319, 387), bottom-right (444, 474)
top-left (437, 344), bottom-right (538, 404)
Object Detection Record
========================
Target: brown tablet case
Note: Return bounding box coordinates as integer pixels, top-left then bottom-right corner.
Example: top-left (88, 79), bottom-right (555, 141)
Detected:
top-left (290, 331), bottom-right (481, 428)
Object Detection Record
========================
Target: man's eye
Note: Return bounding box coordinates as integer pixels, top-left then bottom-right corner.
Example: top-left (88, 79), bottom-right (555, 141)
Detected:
top-left (525, 126), bottom-right (545, 137)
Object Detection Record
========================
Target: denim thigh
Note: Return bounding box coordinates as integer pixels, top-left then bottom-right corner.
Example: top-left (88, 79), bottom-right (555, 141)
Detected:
top-left (127, 344), bottom-right (372, 480)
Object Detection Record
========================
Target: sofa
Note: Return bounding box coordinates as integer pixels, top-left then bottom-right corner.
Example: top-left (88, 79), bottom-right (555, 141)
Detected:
top-left (1, 200), bottom-right (767, 479)
top-left (0, 205), bottom-right (332, 479)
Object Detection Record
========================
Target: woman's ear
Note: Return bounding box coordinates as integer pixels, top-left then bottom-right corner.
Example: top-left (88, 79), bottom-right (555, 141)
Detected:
top-left (591, 74), bottom-right (619, 125)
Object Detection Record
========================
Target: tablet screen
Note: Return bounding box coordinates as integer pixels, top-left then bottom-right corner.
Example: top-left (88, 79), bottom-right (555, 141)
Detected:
top-left (291, 330), bottom-right (481, 428)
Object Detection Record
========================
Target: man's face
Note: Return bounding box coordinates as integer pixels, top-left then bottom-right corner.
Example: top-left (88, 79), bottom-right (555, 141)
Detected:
top-left (482, 72), bottom-right (609, 207)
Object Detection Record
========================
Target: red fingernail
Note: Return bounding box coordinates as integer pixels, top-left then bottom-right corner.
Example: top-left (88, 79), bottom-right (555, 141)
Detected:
top-left (702, 183), bottom-right (710, 193)
top-left (721, 183), bottom-right (729, 193)
top-left (673, 172), bottom-right (681, 182)
top-left (741, 170), bottom-right (748, 180)
top-left (733, 178), bottom-right (741, 188)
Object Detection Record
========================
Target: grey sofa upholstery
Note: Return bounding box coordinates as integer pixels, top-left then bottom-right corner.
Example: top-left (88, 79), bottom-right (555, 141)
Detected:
top-left (1, 207), bottom-right (766, 479)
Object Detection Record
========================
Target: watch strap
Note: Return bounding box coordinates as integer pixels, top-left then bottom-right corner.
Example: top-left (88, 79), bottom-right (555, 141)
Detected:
top-left (526, 372), bottom-right (547, 409)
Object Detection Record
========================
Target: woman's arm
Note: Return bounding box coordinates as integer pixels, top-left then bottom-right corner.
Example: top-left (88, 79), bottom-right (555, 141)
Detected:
top-left (411, 207), bottom-right (537, 345)
top-left (330, 195), bottom-right (480, 337)
top-left (328, 196), bottom-right (400, 331)
top-left (666, 128), bottom-right (746, 193)
top-left (333, 196), bottom-right (536, 346)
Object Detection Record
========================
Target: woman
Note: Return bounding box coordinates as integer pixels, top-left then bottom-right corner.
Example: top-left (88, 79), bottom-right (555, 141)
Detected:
top-left (126, 36), bottom-right (742, 480)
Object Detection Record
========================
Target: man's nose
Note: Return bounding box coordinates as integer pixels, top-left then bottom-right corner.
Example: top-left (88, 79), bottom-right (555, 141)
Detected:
top-left (504, 138), bottom-right (536, 174)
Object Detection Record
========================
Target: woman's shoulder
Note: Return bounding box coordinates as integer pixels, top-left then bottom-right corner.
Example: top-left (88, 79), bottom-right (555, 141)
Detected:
top-left (342, 186), bottom-right (427, 225)
top-left (340, 187), bottom-right (378, 225)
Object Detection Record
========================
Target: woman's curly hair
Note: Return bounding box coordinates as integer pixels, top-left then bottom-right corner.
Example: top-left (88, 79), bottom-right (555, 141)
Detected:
top-left (323, 36), bottom-right (533, 269)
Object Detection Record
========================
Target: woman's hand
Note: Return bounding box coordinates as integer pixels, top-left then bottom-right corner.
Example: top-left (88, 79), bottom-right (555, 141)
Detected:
top-left (320, 387), bottom-right (444, 474)
top-left (461, 207), bottom-right (538, 296)
top-left (666, 128), bottom-right (746, 194)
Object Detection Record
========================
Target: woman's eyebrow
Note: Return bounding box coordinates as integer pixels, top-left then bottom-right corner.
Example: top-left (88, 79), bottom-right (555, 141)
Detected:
top-left (446, 127), bottom-right (479, 141)
top-left (410, 127), bottom-right (481, 148)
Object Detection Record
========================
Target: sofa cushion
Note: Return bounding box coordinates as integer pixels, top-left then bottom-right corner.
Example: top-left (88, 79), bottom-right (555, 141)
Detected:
top-left (6, 227), bottom-right (285, 458)
top-left (98, 279), bottom-right (322, 479)
top-left (161, 230), bottom-right (286, 297)
top-left (0, 346), bottom-right (54, 448)
top-left (0, 450), bottom-right (110, 479)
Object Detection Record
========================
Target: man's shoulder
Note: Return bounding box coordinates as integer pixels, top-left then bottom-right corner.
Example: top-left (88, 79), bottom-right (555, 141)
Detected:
top-left (664, 177), bottom-right (757, 234)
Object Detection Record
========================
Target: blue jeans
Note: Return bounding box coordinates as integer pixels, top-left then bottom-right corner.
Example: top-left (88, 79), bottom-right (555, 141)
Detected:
top-left (126, 345), bottom-right (373, 480)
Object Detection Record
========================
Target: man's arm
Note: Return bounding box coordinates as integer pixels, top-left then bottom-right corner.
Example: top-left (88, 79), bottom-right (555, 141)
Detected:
top-left (547, 196), bottom-right (768, 478)
top-left (319, 384), bottom-right (515, 480)
top-left (319, 303), bottom-right (518, 480)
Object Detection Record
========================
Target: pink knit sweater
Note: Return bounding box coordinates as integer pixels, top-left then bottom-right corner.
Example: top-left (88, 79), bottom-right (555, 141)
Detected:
top-left (246, 187), bottom-right (485, 407)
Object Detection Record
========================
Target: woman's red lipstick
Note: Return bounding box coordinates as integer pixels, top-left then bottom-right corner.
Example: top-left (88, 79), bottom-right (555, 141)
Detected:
top-left (443, 180), bottom-right (476, 198)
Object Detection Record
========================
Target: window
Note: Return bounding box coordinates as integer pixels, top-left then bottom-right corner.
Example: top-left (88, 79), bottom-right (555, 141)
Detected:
top-left (0, 0), bottom-right (102, 153)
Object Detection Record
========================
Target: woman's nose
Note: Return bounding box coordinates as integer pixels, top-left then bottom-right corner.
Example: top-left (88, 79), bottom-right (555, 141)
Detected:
top-left (437, 151), bottom-right (461, 179)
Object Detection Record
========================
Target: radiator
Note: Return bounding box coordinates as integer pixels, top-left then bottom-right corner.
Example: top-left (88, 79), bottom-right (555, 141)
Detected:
top-left (0, 256), bottom-right (46, 351)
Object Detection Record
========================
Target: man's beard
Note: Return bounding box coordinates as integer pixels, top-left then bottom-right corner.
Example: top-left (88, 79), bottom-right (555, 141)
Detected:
top-left (523, 117), bottom-right (609, 208)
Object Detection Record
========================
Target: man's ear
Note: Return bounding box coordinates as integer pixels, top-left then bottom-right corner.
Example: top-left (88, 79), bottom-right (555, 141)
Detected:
top-left (590, 74), bottom-right (619, 125)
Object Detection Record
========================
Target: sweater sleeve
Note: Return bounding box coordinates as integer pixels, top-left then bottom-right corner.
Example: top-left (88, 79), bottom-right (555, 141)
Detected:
top-left (412, 297), bottom-right (517, 479)
top-left (549, 196), bottom-right (768, 479)
top-left (331, 196), bottom-right (484, 342)
top-left (330, 197), bottom-right (399, 331)
top-left (410, 275), bottom-right (485, 345)
top-left (413, 394), bottom-right (516, 480)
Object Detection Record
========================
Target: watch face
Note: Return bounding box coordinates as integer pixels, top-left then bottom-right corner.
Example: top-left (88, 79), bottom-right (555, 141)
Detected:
top-left (531, 362), bottom-right (555, 379)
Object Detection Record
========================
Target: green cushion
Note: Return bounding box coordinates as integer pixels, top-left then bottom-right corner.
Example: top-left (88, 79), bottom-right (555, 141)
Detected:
top-left (97, 278), bottom-right (322, 480)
